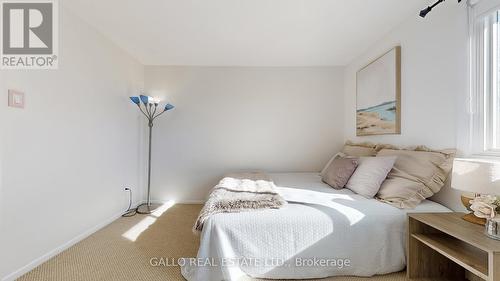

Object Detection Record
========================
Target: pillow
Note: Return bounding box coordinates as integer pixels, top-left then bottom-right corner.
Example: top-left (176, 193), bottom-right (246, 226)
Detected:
top-left (320, 152), bottom-right (347, 176)
top-left (342, 141), bottom-right (378, 157)
top-left (346, 156), bottom-right (397, 198)
top-left (321, 158), bottom-right (359, 189)
top-left (375, 147), bottom-right (456, 209)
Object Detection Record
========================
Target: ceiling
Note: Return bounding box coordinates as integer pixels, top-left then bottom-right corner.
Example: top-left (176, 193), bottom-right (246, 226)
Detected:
top-left (62, 0), bottom-right (427, 66)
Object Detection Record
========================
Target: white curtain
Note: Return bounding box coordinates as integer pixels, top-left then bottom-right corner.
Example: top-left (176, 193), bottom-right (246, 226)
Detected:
top-left (465, 0), bottom-right (500, 155)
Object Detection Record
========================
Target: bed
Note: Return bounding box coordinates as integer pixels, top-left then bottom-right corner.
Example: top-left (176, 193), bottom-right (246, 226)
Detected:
top-left (181, 172), bottom-right (451, 281)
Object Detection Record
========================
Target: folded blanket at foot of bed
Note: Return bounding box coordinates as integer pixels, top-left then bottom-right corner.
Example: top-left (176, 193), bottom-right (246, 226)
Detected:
top-left (193, 172), bottom-right (287, 233)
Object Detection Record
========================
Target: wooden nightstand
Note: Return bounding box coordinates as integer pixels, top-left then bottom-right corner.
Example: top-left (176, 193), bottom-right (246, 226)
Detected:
top-left (408, 213), bottom-right (500, 281)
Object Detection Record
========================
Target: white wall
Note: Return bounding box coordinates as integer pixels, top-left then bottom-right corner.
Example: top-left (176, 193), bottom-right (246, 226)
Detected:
top-left (343, 1), bottom-right (468, 211)
top-left (144, 66), bottom-right (344, 202)
top-left (0, 7), bottom-right (144, 280)
top-left (0, 1), bottom-right (470, 277)
top-left (344, 1), bottom-right (468, 149)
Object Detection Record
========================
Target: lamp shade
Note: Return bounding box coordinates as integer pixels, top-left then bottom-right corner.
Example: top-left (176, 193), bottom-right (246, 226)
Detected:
top-left (129, 96), bottom-right (140, 104)
top-left (164, 103), bottom-right (175, 111)
top-left (452, 158), bottom-right (500, 195)
top-left (140, 95), bottom-right (150, 104)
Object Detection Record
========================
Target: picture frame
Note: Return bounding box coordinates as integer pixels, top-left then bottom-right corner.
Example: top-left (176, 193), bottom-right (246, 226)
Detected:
top-left (356, 46), bottom-right (401, 136)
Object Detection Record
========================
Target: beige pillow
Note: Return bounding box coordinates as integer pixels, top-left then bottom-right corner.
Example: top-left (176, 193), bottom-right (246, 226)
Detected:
top-left (322, 158), bottom-right (358, 189)
top-left (342, 141), bottom-right (378, 157)
top-left (375, 147), bottom-right (456, 209)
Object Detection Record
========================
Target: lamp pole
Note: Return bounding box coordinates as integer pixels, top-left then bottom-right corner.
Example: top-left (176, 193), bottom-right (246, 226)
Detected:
top-left (129, 95), bottom-right (174, 214)
top-left (147, 120), bottom-right (153, 208)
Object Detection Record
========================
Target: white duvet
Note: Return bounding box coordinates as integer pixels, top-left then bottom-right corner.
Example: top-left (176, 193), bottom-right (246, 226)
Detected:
top-left (181, 173), bottom-right (450, 281)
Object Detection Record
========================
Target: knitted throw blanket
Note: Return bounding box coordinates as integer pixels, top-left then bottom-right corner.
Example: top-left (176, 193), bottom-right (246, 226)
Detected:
top-left (193, 173), bottom-right (287, 233)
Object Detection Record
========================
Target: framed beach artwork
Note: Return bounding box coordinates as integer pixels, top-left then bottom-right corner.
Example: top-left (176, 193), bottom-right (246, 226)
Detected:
top-left (356, 46), bottom-right (401, 136)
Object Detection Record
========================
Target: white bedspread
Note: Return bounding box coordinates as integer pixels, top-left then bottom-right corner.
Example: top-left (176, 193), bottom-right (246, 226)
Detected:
top-left (181, 173), bottom-right (451, 281)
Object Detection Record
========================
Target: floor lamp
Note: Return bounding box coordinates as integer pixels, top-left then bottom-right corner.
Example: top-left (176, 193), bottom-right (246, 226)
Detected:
top-left (130, 95), bottom-right (174, 214)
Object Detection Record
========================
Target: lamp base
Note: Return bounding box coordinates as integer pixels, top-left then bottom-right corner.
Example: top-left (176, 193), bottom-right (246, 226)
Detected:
top-left (460, 194), bottom-right (474, 211)
top-left (136, 203), bottom-right (162, 215)
top-left (462, 213), bottom-right (487, 226)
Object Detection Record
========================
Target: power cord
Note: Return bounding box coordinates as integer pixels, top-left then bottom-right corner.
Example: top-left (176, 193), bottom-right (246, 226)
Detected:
top-left (122, 187), bottom-right (138, 217)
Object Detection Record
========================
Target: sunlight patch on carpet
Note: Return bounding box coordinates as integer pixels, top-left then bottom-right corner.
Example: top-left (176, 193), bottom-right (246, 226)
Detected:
top-left (151, 200), bottom-right (176, 217)
top-left (122, 216), bottom-right (157, 241)
top-left (122, 201), bottom-right (176, 241)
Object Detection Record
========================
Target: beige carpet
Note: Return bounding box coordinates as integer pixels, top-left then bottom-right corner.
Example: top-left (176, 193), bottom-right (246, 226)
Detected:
top-left (18, 204), bottom-right (411, 281)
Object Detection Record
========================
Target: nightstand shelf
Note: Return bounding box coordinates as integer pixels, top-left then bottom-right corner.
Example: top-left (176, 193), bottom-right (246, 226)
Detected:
top-left (412, 233), bottom-right (488, 279)
top-left (408, 213), bottom-right (500, 281)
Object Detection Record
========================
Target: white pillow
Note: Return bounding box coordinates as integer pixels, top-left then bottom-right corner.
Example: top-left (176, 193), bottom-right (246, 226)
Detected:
top-left (346, 156), bottom-right (396, 198)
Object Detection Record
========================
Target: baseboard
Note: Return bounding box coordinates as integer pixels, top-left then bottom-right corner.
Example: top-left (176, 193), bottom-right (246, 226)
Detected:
top-left (177, 200), bottom-right (205, 204)
top-left (148, 199), bottom-right (205, 204)
top-left (170, 199), bottom-right (205, 204)
top-left (0, 203), bottom-right (141, 281)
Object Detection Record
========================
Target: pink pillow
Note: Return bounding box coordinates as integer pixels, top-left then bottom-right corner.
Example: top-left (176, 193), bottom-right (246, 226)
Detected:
top-left (321, 158), bottom-right (359, 189)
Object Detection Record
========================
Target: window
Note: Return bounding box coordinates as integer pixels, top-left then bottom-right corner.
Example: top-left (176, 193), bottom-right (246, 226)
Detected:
top-left (470, 1), bottom-right (500, 155)
top-left (480, 11), bottom-right (500, 151)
